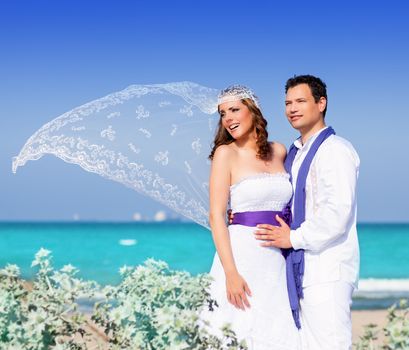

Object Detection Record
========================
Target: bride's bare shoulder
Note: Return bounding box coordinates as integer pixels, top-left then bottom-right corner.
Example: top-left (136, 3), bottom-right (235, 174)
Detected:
top-left (270, 141), bottom-right (287, 160)
top-left (213, 144), bottom-right (236, 160)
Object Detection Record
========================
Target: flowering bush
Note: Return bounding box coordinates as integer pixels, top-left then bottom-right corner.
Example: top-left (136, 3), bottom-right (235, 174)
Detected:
top-left (3, 249), bottom-right (409, 350)
top-left (0, 250), bottom-right (246, 350)
top-left (0, 248), bottom-right (98, 350)
top-left (93, 259), bottom-right (247, 349)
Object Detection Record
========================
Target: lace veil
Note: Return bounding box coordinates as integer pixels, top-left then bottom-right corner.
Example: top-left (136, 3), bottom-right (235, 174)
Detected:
top-left (12, 82), bottom-right (219, 228)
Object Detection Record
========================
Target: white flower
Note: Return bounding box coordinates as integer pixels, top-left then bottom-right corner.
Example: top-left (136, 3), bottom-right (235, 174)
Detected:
top-left (110, 306), bottom-right (132, 323)
top-left (1, 264), bottom-right (20, 277)
top-left (36, 248), bottom-right (51, 259)
top-left (119, 265), bottom-right (133, 276)
top-left (31, 248), bottom-right (51, 266)
top-left (60, 264), bottom-right (77, 274)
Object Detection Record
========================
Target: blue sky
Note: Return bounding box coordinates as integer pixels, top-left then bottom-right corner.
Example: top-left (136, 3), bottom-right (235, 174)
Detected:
top-left (1, 0), bottom-right (408, 222)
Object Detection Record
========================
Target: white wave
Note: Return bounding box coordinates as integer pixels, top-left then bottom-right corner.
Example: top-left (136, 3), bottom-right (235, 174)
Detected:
top-left (354, 278), bottom-right (409, 298)
top-left (119, 239), bottom-right (137, 246)
top-left (358, 278), bottom-right (409, 292)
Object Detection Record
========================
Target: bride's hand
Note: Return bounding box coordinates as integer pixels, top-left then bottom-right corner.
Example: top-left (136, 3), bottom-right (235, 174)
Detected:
top-left (225, 272), bottom-right (252, 310)
top-left (227, 209), bottom-right (234, 225)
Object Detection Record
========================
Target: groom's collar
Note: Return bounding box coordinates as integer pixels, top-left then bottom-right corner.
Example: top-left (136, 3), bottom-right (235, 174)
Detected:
top-left (294, 126), bottom-right (329, 151)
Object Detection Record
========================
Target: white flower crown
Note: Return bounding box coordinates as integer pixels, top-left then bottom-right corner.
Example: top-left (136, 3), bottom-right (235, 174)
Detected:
top-left (217, 85), bottom-right (261, 109)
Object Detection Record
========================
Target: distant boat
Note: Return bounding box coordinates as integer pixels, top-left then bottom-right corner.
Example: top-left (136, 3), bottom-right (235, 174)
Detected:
top-left (119, 239), bottom-right (137, 246)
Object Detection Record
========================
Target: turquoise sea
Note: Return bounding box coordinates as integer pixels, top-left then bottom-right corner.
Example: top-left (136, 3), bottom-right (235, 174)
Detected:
top-left (1, 222), bottom-right (408, 309)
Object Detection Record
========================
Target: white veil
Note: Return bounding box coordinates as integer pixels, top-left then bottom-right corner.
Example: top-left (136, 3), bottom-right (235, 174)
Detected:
top-left (12, 82), bottom-right (220, 228)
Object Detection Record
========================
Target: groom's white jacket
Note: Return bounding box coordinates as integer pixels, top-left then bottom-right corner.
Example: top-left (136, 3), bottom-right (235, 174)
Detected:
top-left (289, 127), bottom-right (360, 289)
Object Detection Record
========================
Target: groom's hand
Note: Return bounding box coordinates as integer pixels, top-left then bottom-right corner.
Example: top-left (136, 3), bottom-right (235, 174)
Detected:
top-left (254, 215), bottom-right (292, 248)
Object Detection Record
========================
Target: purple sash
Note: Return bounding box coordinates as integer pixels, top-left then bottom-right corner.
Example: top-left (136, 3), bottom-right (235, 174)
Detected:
top-left (231, 210), bottom-right (289, 227)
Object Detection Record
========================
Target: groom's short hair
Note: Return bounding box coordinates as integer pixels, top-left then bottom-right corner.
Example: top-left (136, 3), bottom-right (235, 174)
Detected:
top-left (285, 75), bottom-right (328, 117)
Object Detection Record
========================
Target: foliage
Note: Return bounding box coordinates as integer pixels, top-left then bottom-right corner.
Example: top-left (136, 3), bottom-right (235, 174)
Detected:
top-left (7, 249), bottom-right (409, 350)
top-left (0, 250), bottom-right (246, 350)
top-left (0, 248), bottom-right (98, 349)
top-left (92, 259), bottom-right (247, 349)
top-left (355, 299), bottom-right (409, 350)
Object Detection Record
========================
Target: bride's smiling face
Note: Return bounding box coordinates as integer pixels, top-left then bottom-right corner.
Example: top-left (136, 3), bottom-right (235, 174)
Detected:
top-left (218, 100), bottom-right (254, 139)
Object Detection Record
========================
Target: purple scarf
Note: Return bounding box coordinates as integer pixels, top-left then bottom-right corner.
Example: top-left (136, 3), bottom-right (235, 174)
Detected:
top-left (283, 126), bottom-right (336, 329)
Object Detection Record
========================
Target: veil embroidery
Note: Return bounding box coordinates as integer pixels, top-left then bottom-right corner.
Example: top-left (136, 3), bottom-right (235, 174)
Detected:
top-left (13, 82), bottom-right (219, 228)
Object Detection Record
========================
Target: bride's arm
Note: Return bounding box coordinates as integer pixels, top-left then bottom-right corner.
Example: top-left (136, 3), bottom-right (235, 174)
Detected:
top-left (209, 145), bottom-right (251, 310)
top-left (209, 145), bottom-right (235, 274)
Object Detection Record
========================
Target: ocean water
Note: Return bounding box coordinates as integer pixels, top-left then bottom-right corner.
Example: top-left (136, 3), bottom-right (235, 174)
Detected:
top-left (1, 222), bottom-right (408, 309)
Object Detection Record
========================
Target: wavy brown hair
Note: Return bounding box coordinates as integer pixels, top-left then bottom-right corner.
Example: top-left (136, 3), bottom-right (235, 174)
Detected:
top-left (208, 98), bottom-right (272, 161)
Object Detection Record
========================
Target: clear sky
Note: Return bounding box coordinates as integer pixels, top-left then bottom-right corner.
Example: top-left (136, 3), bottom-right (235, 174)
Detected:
top-left (1, 0), bottom-right (408, 222)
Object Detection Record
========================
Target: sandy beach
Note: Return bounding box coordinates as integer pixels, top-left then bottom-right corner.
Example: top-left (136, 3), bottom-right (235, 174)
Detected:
top-left (352, 309), bottom-right (388, 344)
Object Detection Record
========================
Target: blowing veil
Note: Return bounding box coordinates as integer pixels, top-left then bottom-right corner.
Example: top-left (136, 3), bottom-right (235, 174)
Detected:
top-left (12, 82), bottom-right (219, 228)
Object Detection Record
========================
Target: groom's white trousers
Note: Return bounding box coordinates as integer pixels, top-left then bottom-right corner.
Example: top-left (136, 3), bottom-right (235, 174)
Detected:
top-left (299, 281), bottom-right (354, 350)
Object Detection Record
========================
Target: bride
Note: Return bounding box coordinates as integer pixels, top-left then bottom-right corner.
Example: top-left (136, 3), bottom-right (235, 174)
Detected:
top-left (201, 85), bottom-right (300, 349)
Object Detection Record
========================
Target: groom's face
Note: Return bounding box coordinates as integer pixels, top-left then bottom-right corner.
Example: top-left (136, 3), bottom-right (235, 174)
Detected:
top-left (285, 84), bottom-right (326, 132)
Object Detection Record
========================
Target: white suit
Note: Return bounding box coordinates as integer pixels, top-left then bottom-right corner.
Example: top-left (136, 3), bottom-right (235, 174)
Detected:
top-left (289, 127), bottom-right (360, 350)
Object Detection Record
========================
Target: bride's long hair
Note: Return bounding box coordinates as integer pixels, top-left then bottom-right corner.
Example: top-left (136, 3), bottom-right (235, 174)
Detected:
top-left (208, 98), bottom-right (272, 161)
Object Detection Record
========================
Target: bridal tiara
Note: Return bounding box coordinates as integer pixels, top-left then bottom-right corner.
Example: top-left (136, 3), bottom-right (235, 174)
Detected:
top-left (217, 84), bottom-right (261, 109)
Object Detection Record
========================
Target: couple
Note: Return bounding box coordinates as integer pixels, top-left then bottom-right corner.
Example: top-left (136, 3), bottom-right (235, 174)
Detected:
top-left (202, 75), bottom-right (360, 350)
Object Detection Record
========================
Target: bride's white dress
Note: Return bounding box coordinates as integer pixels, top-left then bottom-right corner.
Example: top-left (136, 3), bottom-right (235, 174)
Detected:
top-left (201, 173), bottom-right (301, 350)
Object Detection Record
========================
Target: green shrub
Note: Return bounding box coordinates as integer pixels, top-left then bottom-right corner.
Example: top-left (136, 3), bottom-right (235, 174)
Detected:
top-left (92, 259), bottom-right (247, 349)
top-left (0, 250), bottom-right (246, 350)
top-left (0, 248), bottom-right (97, 349)
top-left (355, 299), bottom-right (409, 350)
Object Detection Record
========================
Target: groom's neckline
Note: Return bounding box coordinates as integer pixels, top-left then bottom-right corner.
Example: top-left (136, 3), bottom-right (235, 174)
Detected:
top-left (294, 126), bottom-right (330, 150)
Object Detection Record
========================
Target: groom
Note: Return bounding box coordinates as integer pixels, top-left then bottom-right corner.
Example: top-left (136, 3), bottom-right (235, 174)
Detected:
top-left (255, 75), bottom-right (360, 349)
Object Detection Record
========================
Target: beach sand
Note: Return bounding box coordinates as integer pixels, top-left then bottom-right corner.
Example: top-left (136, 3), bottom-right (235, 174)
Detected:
top-left (352, 309), bottom-right (388, 345)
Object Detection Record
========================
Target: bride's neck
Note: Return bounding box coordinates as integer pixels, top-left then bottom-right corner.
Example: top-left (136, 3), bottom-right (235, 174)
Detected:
top-left (234, 132), bottom-right (258, 151)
